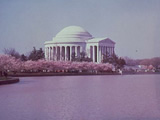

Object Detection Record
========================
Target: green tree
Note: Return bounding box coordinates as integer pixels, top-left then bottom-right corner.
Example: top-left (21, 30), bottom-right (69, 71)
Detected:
top-left (72, 52), bottom-right (92, 62)
top-left (102, 53), bottom-right (126, 69)
top-left (117, 57), bottom-right (126, 69)
top-left (28, 47), bottom-right (44, 61)
top-left (20, 54), bottom-right (27, 61)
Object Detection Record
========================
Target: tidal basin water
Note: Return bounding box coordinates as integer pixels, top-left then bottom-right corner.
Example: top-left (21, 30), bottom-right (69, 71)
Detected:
top-left (0, 75), bottom-right (160, 120)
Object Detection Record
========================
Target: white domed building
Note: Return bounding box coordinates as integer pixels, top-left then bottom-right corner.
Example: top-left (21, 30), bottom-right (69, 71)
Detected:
top-left (44, 26), bottom-right (115, 63)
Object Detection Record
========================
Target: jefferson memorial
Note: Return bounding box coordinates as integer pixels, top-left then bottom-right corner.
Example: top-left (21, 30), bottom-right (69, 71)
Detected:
top-left (44, 26), bottom-right (115, 63)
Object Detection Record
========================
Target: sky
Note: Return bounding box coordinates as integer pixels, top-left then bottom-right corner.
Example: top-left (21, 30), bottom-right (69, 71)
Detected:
top-left (0, 0), bottom-right (160, 59)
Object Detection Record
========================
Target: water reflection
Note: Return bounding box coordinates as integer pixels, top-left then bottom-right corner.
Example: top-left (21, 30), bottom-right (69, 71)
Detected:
top-left (0, 75), bottom-right (160, 120)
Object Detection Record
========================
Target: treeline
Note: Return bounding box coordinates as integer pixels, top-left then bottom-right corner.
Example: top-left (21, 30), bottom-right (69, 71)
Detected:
top-left (3, 47), bottom-right (126, 69)
top-left (3, 47), bottom-right (44, 61)
top-left (0, 54), bottom-right (113, 73)
top-left (124, 57), bottom-right (160, 68)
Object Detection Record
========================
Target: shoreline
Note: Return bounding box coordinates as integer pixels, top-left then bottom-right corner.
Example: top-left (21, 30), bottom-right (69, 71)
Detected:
top-left (9, 72), bottom-right (119, 77)
top-left (8, 71), bottom-right (160, 77)
top-left (0, 72), bottom-right (159, 85)
top-left (0, 77), bottom-right (19, 85)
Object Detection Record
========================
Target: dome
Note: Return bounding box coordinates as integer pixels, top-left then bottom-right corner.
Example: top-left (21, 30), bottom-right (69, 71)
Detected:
top-left (53, 26), bottom-right (93, 42)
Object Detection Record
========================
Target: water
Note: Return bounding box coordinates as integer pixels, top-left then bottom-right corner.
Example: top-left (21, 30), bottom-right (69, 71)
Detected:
top-left (0, 75), bottom-right (160, 120)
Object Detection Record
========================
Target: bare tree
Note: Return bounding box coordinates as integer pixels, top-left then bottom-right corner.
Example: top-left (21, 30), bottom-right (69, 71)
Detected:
top-left (3, 48), bottom-right (20, 59)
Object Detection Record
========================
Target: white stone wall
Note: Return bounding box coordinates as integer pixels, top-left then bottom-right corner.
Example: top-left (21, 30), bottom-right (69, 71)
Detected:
top-left (45, 40), bottom-right (115, 63)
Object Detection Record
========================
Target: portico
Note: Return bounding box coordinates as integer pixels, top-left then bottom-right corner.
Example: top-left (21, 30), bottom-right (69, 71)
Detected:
top-left (44, 26), bottom-right (115, 63)
top-left (45, 45), bottom-right (82, 61)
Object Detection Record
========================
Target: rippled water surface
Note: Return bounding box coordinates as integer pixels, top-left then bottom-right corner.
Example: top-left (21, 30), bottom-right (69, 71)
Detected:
top-left (0, 75), bottom-right (160, 120)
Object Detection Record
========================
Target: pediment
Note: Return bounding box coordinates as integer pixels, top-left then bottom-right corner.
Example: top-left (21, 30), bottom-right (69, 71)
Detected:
top-left (99, 38), bottom-right (115, 44)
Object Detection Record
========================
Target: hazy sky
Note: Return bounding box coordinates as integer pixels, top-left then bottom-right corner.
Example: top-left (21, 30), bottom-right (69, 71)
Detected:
top-left (0, 0), bottom-right (160, 59)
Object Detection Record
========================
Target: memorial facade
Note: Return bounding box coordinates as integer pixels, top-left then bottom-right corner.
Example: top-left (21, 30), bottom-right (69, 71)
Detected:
top-left (44, 26), bottom-right (115, 63)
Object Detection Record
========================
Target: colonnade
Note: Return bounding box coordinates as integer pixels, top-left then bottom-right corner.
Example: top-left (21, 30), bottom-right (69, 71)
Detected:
top-left (45, 45), bottom-right (114, 62)
top-left (45, 46), bottom-right (81, 61)
top-left (89, 46), bottom-right (114, 62)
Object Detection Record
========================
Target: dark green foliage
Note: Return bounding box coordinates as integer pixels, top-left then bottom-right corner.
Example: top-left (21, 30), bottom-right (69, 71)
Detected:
top-left (117, 57), bottom-right (126, 68)
top-left (28, 47), bottom-right (44, 61)
top-left (20, 54), bottom-right (27, 61)
top-left (102, 52), bottom-right (126, 69)
top-left (71, 51), bottom-right (92, 62)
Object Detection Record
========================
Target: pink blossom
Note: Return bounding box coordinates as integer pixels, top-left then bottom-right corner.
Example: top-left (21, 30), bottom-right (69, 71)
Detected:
top-left (0, 54), bottom-right (114, 72)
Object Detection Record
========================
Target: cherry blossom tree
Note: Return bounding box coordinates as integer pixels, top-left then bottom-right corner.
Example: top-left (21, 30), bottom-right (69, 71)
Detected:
top-left (0, 54), bottom-right (22, 71)
top-left (0, 54), bottom-right (114, 73)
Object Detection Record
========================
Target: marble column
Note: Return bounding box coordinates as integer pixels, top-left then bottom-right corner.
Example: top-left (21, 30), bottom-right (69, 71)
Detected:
top-left (56, 46), bottom-right (58, 61)
top-left (79, 46), bottom-right (82, 53)
top-left (66, 46), bottom-right (69, 61)
top-left (51, 47), bottom-right (53, 60)
top-left (60, 46), bottom-right (62, 61)
top-left (45, 47), bottom-right (47, 60)
top-left (55, 46), bottom-right (57, 61)
top-left (69, 46), bottom-right (72, 61)
top-left (48, 47), bottom-right (50, 60)
top-left (93, 46), bottom-right (95, 62)
top-left (99, 46), bottom-right (101, 61)
top-left (64, 46), bottom-right (66, 61)
top-left (88, 46), bottom-right (91, 58)
top-left (90, 46), bottom-right (92, 60)
top-left (100, 46), bottom-right (102, 62)
top-left (52, 47), bottom-right (54, 60)
top-left (97, 45), bottom-right (100, 63)
top-left (51, 47), bottom-right (52, 60)
top-left (74, 46), bottom-right (77, 57)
